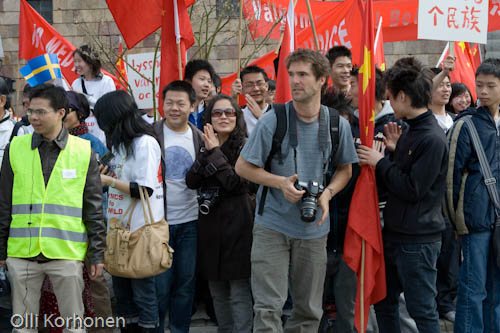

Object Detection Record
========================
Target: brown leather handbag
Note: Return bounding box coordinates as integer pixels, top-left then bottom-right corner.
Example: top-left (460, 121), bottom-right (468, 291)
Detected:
top-left (104, 186), bottom-right (174, 278)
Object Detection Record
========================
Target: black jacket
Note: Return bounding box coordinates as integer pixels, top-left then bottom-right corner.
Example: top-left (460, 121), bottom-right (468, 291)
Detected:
top-left (186, 141), bottom-right (254, 281)
top-left (0, 127), bottom-right (106, 263)
top-left (376, 110), bottom-right (448, 242)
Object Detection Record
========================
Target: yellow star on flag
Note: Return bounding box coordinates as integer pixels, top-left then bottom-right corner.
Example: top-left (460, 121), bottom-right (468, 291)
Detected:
top-left (365, 109), bottom-right (375, 136)
top-left (360, 46), bottom-right (371, 94)
top-left (458, 42), bottom-right (466, 53)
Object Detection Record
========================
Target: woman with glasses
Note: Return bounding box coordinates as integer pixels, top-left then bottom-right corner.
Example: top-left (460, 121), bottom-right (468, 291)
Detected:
top-left (186, 95), bottom-right (254, 333)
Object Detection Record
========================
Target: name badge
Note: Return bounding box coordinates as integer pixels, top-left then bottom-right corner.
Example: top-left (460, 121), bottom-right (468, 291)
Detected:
top-left (62, 169), bottom-right (77, 179)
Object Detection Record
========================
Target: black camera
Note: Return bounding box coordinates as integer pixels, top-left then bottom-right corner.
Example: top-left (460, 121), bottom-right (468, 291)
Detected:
top-left (294, 180), bottom-right (324, 222)
top-left (197, 188), bottom-right (219, 215)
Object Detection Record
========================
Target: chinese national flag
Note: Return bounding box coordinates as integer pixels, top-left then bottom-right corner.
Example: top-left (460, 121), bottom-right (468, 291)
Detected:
top-left (343, 0), bottom-right (386, 332)
top-left (105, 0), bottom-right (195, 49)
top-left (374, 22), bottom-right (386, 71)
top-left (158, 0), bottom-right (195, 116)
top-left (448, 42), bottom-right (478, 101)
top-left (274, 0), bottom-right (295, 104)
top-left (114, 39), bottom-right (128, 91)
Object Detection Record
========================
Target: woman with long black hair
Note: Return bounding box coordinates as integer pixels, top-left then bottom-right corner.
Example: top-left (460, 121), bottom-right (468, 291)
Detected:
top-left (94, 90), bottom-right (163, 332)
top-left (186, 94), bottom-right (254, 333)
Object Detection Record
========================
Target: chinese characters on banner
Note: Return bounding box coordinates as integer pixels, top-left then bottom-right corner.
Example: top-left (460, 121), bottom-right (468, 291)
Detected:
top-left (418, 0), bottom-right (489, 44)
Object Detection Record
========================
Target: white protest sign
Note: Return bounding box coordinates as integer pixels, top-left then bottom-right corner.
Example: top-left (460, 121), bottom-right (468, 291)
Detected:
top-left (126, 52), bottom-right (161, 109)
top-left (418, 0), bottom-right (488, 44)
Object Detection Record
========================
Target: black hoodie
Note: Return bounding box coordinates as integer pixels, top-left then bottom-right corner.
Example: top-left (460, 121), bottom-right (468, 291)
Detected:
top-left (376, 110), bottom-right (448, 243)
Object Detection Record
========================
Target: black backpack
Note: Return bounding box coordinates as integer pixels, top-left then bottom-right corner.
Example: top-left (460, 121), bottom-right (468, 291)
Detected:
top-left (257, 103), bottom-right (340, 215)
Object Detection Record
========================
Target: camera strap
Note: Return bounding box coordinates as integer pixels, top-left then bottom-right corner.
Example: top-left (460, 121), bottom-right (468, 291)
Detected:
top-left (287, 103), bottom-right (329, 176)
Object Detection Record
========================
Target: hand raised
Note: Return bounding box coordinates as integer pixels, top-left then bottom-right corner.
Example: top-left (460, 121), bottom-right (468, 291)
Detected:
top-left (383, 122), bottom-right (402, 152)
top-left (202, 123), bottom-right (220, 151)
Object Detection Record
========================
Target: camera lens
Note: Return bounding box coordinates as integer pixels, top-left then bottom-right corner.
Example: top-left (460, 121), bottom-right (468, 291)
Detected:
top-left (199, 201), bottom-right (211, 215)
top-left (300, 197), bottom-right (317, 222)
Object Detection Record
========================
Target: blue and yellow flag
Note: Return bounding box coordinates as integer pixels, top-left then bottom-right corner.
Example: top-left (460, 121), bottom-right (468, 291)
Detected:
top-left (19, 54), bottom-right (62, 87)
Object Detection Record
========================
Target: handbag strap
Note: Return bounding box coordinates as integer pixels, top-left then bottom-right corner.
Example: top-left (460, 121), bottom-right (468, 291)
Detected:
top-left (463, 117), bottom-right (500, 218)
top-left (122, 199), bottom-right (138, 230)
top-left (138, 185), bottom-right (155, 225)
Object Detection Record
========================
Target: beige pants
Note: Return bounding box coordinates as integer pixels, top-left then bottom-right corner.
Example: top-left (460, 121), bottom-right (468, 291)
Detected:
top-left (6, 257), bottom-right (84, 333)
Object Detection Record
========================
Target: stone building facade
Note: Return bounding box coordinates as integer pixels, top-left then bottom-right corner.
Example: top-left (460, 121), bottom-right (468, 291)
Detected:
top-left (0, 0), bottom-right (476, 113)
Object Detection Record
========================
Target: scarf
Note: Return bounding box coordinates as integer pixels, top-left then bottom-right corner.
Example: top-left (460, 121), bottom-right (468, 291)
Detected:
top-left (69, 122), bottom-right (88, 136)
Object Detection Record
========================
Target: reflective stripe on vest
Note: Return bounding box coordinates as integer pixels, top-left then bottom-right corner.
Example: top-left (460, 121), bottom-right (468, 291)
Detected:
top-left (8, 133), bottom-right (91, 260)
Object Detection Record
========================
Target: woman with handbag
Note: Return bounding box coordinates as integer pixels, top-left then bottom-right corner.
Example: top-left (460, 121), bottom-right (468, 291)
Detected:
top-left (94, 90), bottom-right (165, 332)
top-left (186, 95), bottom-right (254, 333)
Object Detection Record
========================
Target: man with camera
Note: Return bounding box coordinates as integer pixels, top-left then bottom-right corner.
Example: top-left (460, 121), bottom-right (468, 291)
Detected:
top-left (236, 49), bottom-right (358, 332)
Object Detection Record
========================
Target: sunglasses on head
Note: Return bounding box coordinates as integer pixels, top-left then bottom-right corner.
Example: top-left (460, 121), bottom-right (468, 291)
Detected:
top-left (212, 108), bottom-right (236, 118)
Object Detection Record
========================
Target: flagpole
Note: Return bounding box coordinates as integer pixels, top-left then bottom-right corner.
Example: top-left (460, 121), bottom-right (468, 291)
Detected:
top-left (436, 42), bottom-right (450, 68)
top-left (361, 238), bottom-right (366, 333)
top-left (374, 17), bottom-right (383, 56)
top-left (173, 0), bottom-right (183, 80)
top-left (305, 0), bottom-right (320, 51)
top-left (237, 0), bottom-right (243, 79)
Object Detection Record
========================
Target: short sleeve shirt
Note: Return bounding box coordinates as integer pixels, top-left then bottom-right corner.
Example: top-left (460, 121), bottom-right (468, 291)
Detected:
top-left (107, 135), bottom-right (164, 232)
top-left (240, 102), bottom-right (358, 239)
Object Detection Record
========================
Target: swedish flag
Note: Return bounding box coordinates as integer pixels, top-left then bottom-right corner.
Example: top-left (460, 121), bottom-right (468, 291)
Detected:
top-left (19, 54), bottom-right (62, 87)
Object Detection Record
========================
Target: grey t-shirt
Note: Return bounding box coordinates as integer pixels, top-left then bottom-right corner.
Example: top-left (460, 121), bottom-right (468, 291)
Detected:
top-left (240, 102), bottom-right (359, 239)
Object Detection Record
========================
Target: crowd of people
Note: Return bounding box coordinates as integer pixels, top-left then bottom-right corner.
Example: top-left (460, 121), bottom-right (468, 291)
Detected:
top-left (0, 42), bottom-right (498, 333)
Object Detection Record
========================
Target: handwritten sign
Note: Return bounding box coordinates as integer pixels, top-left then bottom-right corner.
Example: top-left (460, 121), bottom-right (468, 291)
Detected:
top-left (126, 52), bottom-right (161, 109)
top-left (418, 0), bottom-right (489, 44)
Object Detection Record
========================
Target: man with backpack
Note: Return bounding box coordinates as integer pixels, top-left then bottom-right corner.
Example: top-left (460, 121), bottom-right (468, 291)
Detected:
top-left (446, 58), bottom-right (500, 332)
top-left (236, 48), bottom-right (358, 332)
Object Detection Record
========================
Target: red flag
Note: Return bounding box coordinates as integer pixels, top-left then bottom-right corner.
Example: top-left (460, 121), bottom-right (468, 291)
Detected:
top-left (439, 42), bottom-right (478, 101)
top-left (105, 0), bottom-right (194, 49)
top-left (450, 42), bottom-right (478, 101)
top-left (274, 0), bottom-right (295, 104)
top-left (343, 1), bottom-right (386, 332)
top-left (114, 39), bottom-right (129, 91)
top-left (158, 0), bottom-right (195, 116)
top-left (374, 18), bottom-right (386, 71)
top-left (19, 0), bottom-right (124, 90)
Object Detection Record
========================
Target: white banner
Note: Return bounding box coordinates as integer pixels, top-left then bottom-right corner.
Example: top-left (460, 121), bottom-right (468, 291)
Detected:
top-left (418, 0), bottom-right (488, 44)
top-left (126, 52), bottom-right (161, 109)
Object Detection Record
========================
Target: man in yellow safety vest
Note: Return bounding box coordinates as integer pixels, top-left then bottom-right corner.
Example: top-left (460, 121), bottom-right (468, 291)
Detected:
top-left (0, 83), bottom-right (106, 332)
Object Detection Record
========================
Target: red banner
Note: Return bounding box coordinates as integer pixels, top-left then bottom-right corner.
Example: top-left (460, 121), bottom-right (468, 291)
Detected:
top-left (19, 0), bottom-right (121, 89)
top-left (19, 0), bottom-right (78, 85)
top-left (245, 0), bottom-right (500, 43)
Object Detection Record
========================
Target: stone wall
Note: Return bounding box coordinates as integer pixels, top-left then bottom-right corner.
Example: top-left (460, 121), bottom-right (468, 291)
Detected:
top-left (0, 0), bottom-right (453, 113)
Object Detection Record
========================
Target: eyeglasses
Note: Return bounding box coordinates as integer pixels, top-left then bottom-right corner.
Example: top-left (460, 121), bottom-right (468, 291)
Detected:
top-left (212, 108), bottom-right (237, 118)
top-left (27, 109), bottom-right (56, 117)
top-left (243, 81), bottom-right (266, 89)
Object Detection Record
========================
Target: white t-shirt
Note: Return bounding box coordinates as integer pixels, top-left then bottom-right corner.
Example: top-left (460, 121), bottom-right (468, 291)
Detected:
top-left (142, 113), bottom-right (155, 125)
top-left (243, 104), bottom-right (269, 135)
top-left (71, 74), bottom-right (116, 145)
top-left (434, 113), bottom-right (454, 133)
top-left (163, 124), bottom-right (198, 224)
top-left (107, 135), bottom-right (164, 232)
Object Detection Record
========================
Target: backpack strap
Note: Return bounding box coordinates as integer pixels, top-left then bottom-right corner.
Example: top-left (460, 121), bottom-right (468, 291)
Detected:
top-left (258, 103), bottom-right (287, 215)
top-left (463, 116), bottom-right (500, 216)
top-left (326, 107), bottom-right (340, 181)
top-left (81, 77), bottom-right (88, 95)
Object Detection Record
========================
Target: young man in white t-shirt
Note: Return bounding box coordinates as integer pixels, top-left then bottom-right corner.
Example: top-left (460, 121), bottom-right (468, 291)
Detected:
top-left (231, 65), bottom-right (271, 135)
top-left (153, 80), bottom-right (204, 333)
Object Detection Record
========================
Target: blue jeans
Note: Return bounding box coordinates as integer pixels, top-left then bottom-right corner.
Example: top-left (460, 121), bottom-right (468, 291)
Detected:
top-left (112, 275), bottom-right (159, 328)
top-left (454, 231), bottom-right (500, 333)
top-left (374, 240), bottom-right (441, 333)
top-left (156, 220), bottom-right (197, 333)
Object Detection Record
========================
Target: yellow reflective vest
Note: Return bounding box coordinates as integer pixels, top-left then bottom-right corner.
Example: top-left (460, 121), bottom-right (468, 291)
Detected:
top-left (8, 133), bottom-right (91, 261)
